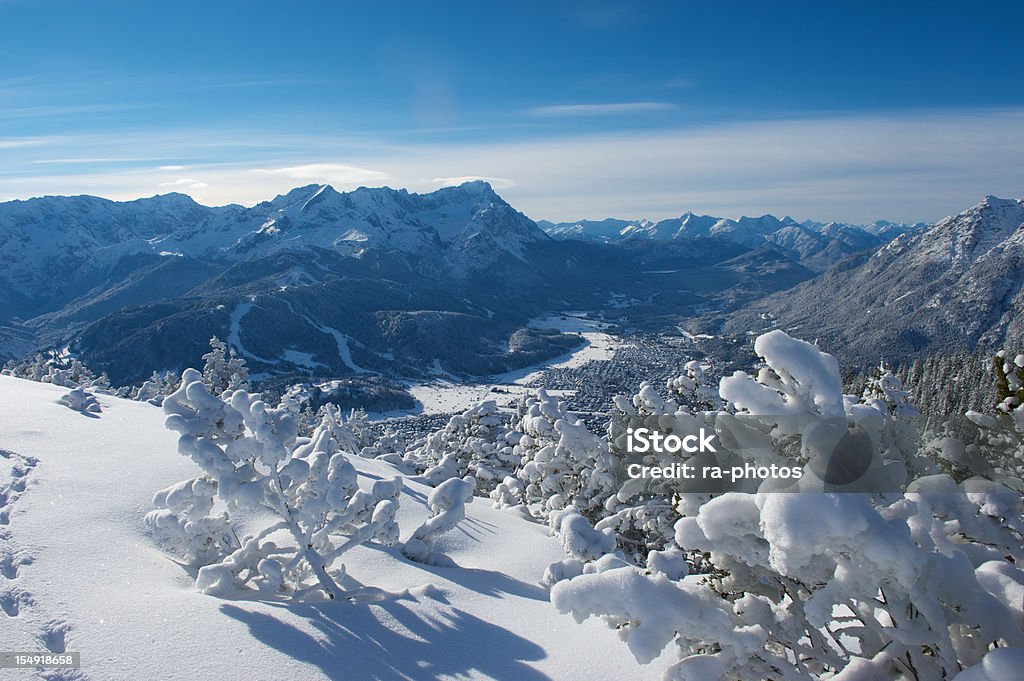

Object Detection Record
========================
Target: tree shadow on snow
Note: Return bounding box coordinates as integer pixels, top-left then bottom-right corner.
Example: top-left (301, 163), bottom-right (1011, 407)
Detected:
top-left (411, 564), bottom-right (549, 602)
top-left (70, 410), bottom-right (100, 419)
top-left (220, 597), bottom-right (549, 681)
top-left (451, 515), bottom-right (499, 542)
top-left (362, 543), bottom-right (548, 602)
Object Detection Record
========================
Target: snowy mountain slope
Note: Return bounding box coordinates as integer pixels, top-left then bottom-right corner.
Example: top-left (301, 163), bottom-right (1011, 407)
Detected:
top-left (0, 375), bottom-right (666, 680)
top-left (541, 211), bottom-right (923, 272)
top-left (697, 195), bottom-right (1024, 365)
top-left (0, 181), bottom-right (545, 306)
top-left (0, 183), bottom-right (563, 376)
top-left (536, 218), bottom-right (649, 242)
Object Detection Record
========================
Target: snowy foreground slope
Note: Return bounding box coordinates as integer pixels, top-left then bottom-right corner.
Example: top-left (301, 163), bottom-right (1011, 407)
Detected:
top-left (0, 376), bottom-right (666, 680)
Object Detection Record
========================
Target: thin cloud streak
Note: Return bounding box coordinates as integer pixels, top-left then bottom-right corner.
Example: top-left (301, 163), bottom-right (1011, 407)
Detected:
top-left (31, 157), bottom-right (165, 165)
top-left (252, 163), bottom-right (390, 186)
top-left (0, 137), bottom-right (53, 149)
top-left (527, 102), bottom-right (675, 116)
top-left (0, 103), bottom-right (140, 121)
top-left (158, 178), bottom-right (208, 189)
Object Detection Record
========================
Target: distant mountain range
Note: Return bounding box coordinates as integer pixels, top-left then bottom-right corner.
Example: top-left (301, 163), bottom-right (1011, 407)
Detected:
top-left (6, 180), bottom-right (998, 387)
top-left (538, 214), bottom-right (924, 272)
top-left (1, 181), bottom-right (543, 303)
top-left (692, 195), bottom-right (1024, 365)
top-left (0, 182), bottom-right (828, 385)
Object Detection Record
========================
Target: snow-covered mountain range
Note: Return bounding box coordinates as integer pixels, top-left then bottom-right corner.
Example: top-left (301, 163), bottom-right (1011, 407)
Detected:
top-left (0, 180), bottom-right (955, 385)
top-left (1, 180), bottom-right (544, 304)
top-left (539, 214), bottom-right (924, 272)
top-left (697, 195), bottom-right (1024, 364)
top-left (0, 182), bottom-right (836, 384)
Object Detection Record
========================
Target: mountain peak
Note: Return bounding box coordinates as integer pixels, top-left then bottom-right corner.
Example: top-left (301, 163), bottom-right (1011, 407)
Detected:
top-left (143, 192), bottom-right (199, 205)
top-left (453, 179), bottom-right (493, 192)
top-left (433, 180), bottom-right (500, 202)
top-left (979, 194), bottom-right (1019, 209)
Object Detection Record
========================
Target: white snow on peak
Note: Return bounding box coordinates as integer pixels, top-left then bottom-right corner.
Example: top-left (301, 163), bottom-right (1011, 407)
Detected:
top-left (0, 181), bottom-right (548, 299)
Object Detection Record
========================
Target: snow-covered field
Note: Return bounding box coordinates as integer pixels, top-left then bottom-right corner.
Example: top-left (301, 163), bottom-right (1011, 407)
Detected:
top-left (402, 314), bottom-right (622, 417)
top-left (0, 376), bottom-right (665, 680)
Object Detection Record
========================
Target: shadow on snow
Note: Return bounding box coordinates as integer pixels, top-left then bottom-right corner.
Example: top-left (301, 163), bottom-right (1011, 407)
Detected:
top-left (220, 596), bottom-right (549, 681)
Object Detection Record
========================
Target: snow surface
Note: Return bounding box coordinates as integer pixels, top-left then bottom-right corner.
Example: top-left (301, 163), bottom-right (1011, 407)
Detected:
top-left (399, 314), bottom-right (621, 418)
top-left (0, 376), bottom-right (666, 680)
top-left (227, 302), bottom-right (277, 365)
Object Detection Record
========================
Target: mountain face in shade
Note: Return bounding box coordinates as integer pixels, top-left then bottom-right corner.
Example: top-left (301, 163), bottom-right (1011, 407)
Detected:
top-left (695, 195), bottom-right (1024, 365)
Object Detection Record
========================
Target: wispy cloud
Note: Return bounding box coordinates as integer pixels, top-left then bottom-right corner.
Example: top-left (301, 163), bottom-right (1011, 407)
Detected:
top-left (253, 163), bottom-right (390, 186)
top-left (158, 178), bottom-right (208, 189)
top-left (527, 102), bottom-right (675, 117)
top-left (0, 103), bottom-right (139, 121)
top-left (0, 137), bottom-right (53, 150)
top-left (31, 157), bottom-right (160, 165)
top-left (659, 77), bottom-right (695, 90)
top-left (185, 77), bottom-right (340, 91)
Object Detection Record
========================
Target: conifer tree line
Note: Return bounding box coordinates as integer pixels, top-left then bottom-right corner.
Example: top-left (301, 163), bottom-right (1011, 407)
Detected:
top-left (6, 335), bottom-right (1024, 422)
top-left (844, 346), bottom-right (1009, 418)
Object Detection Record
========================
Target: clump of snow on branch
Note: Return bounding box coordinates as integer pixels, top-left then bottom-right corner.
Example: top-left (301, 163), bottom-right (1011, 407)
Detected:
top-left (145, 477), bottom-right (236, 566)
top-left (402, 475), bottom-right (475, 567)
top-left (542, 507), bottom-right (616, 586)
top-left (720, 329), bottom-right (845, 423)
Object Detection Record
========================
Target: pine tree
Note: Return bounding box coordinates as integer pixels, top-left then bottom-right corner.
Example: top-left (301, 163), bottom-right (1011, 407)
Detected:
top-left (201, 337), bottom-right (250, 396)
top-left (994, 350), bottom-right (1024, 412)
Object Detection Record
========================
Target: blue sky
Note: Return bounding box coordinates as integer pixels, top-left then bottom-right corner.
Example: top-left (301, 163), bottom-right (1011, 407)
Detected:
top-left (1, 0), bottom-right (1022, 222)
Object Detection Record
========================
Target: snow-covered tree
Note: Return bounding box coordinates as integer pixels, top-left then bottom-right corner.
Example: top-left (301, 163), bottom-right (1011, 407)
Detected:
top-left (994, 350), bottom-right (1024, 415)
top-left (862, 360), bottom-right (918, 416)
top-left (717, 330), bottom-right (914, 492)
top-left (132, 370), bottom-right (180, 406)
top-left (489, 474), bottom-right (526, 509)
top-left (556, 485), bottom-right (1024, 680)
top-left (3, 350), bottom-right (117, 393)
top-left (595, 380), bottom-right (721, 564)
top-left (667, 360), bottom-right (722, 411)
top-left (153, 368), bottom-right (402, 600)
top-left (58, 387), bottom-right (101, 413)
top-left (357, 427), bottom-right (405, 462)
top-left (201, 337), bottom-right (250, 396)
top-left (404, 400), bottom-right (521, 492)
top-left (402, 476), bottom-right (475, 567)
top-left (512, 389), bottom-right (609, 517)
top-left (550, 330), bottom-right (1024, 680)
